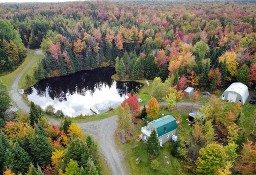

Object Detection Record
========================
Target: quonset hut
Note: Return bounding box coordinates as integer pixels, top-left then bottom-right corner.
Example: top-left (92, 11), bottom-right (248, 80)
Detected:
top-left (221, 82), bottom-right (249, 105)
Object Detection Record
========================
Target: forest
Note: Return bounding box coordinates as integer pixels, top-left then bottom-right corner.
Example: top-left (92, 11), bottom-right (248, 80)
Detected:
top-left (0, 2), bottom-right (255, 90)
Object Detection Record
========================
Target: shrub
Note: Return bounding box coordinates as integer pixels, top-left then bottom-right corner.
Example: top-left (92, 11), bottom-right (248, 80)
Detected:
top-left (45, 105), bottom-right (55, 115)
top-left (150, 159), bottom-right (160, 170)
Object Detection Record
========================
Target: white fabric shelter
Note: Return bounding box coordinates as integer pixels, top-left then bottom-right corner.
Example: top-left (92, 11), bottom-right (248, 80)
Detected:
top-left (221, 82), bottom-right (249, 105)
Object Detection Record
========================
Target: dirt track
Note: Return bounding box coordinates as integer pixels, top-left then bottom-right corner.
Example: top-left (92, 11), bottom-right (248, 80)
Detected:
top-left (9, 50), bottom-right (43, 112)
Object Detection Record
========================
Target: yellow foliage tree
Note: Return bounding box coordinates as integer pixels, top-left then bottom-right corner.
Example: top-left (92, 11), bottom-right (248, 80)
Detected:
top-left (73, 39), bottom-right (84, 55)
top-left (51, 149), bottom-right (64, 169)
top-left (218, 51), bottom-right (238, 77)
top-left (3, 168), bottom-right (15, 175)
top-left (68, 123), bottom-right (84, 139)
top-left (146, 97), bottom-right (160, 119)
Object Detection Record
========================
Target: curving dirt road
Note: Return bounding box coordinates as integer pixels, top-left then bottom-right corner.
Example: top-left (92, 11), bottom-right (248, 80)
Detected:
top-left (9, 50), bottom-right (43, 113)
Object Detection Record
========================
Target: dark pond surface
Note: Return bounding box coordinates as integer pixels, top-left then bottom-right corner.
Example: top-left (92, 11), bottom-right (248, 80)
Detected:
top-left (25, 67), bottom-right (143, 117)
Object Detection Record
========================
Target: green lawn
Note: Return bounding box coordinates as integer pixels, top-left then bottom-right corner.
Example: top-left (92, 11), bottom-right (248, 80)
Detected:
top-left (0, 50), bottom-right (44, 90)
top-left (118, 107), bottom-right (192, 175)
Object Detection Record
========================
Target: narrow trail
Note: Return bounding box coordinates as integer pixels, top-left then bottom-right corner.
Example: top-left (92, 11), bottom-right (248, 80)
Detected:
top-left (10, 50), bottom-right (43, 113)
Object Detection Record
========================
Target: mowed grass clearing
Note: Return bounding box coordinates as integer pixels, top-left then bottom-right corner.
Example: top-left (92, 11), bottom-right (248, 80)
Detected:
top-left (117, 107), bottom-right (192, 175)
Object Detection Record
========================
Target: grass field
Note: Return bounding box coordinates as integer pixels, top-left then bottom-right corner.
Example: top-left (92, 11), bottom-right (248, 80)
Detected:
top-left (117, 107), bottom-right (192, 175)
top-left (0, 50), bottom-right (44, 90)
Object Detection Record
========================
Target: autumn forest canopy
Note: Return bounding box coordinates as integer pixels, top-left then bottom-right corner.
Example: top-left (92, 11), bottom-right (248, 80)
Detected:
top-left (0, 2), bottom-right (255, 90)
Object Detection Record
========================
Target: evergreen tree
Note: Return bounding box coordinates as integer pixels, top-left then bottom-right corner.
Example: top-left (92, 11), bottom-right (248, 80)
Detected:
top-left (29, 102), bottom-right (41, 127)
top-left (86, 136), bottom-right (93, 149)
top-left (143, 55), bottom-right (158, 79)
top-left (220, 60), bottom-right (228, 86)
top-left (138, 105), bottom-right (147, 119)
top-left (0, 135), bottom-right (10, 174)
top-left (5, 144), bottom-right (31, 174)
top-left (30, 132), bottom-right (52, 167)
top-left (62, 118), bottom-right (71, 134)
top-left (0, 81), bottom-right (11, 117)
top-left (64, 139), bottom-right (88, 166)
top-left (87, 158), bottom-right (99, 175)
top-left (147, 130), bottom-right (160, 159)
top-left (115, 57), bottom-right (125, 79)
top-left (27, 164), bottom-right (44, 175)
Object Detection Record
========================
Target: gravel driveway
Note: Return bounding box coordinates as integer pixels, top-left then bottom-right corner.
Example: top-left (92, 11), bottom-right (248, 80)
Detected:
top-left (9, 50), bottom-right (43, 112)
top-left (77, 115), bottom-right (127, 175)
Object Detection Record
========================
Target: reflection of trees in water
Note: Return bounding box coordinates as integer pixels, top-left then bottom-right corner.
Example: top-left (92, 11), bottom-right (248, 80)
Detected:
top-left (116, 81), bottom-right (144, 96)
top-left (25, 67), bottom-right (143, 101)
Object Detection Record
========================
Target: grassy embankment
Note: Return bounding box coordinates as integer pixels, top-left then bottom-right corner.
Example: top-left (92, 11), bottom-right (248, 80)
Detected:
top-left (19, 51), bottom-right (44, 89)
top-left (0, 50), bottom-right (44, 90)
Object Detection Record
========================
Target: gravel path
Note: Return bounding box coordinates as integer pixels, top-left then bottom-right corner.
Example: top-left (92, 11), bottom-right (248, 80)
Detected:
top-left (9, 50), bottom-right (42, 112)
top-left (77, 115), bottom-right (127, 175)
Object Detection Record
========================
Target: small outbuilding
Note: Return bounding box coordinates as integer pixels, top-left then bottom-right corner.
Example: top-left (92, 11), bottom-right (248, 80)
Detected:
top-left (141, 115), bottom-right (178, 145)
top-left (221, 82), bottom-right (249, 105)
top-left (184, 87), bottom-right (194, 97)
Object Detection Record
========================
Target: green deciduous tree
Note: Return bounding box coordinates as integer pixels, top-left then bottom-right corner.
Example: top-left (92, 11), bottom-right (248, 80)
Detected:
top-left (117, 105), bottom-right (133, 134)
top-left (193, 41), bottom-right (209, 59)
top-left (196, 143), bottom-right (227, 175)
top-left (65, 159), bottom-right (81, 175)
top-left (236, 64), bottom-right (249, 85)
top-left (164, 91), bottom-right (176, 111)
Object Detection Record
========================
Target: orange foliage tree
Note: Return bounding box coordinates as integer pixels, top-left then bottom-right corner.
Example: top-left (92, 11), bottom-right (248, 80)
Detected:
top-left (146, 97), bottom-right (160, 119)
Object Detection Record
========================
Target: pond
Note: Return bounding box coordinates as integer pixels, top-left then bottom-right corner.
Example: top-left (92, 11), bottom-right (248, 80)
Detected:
top-left (25, 67), bottom-right (143, 117)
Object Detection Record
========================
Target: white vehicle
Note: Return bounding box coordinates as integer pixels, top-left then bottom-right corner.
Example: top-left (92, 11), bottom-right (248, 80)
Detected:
top-left (138, 98), bottom-right (143, 103)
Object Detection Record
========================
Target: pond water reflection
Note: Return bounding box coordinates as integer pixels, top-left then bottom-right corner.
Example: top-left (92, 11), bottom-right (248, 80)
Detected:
top-left (25, 67), bottom-right (143, 117)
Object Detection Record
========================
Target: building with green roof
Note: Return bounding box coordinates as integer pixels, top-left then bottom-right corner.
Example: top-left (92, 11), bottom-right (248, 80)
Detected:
top-left (141, 115), bottom-right (178, 145)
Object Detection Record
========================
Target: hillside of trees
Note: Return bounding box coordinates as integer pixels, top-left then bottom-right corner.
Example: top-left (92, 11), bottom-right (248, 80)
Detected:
top-left (0, 81), bottom-right (102, 175)
top-left (0, 2), bottom-right (255, 90)
top-left (0, 19), bottom-right (26, 74)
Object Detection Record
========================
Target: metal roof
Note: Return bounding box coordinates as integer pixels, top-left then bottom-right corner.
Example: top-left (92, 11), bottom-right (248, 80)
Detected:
top-left (151, 115), bottom-right (177, 137)
top-left (184, 87), bottom-right (194, 93)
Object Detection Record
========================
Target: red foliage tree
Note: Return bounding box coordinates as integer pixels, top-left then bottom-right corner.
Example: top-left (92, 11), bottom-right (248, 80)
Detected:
top-left (155, 49), bottom-right (168, 67)
top-left (121, 94), bottom-right (140, 117)
top-left (249, 63), bottom-right (256, 83)
top-left (236, 141), bottom-right (256, 175)
top-left (177, 76), bottom-right (188, 90)
top-left (49, 42), bottom-right (61, 59)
